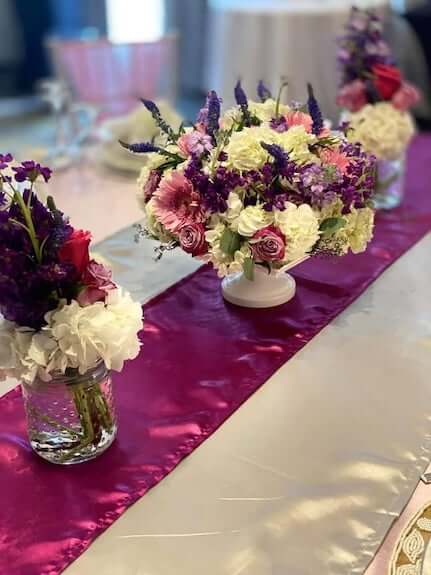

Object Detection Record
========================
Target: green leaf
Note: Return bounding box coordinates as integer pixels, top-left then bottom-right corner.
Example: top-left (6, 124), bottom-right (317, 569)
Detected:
top-left (319, 217), bottom-right (346, 236)
top-left (219, 228), bottom-right (241, 256)
top-left (243, 258), bottom-right (254, 281)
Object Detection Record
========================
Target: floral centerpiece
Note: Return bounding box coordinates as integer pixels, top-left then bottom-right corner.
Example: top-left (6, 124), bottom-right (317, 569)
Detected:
top-left (122, 82), bottom-right (376, 308)
top-left (337, 6), bottom-right (420, 209)
top-left (0, 155), bottom-right (143, 464)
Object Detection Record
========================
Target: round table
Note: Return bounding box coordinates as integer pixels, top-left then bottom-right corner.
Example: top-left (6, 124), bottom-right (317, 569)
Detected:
top-left (205, 0), bottom-right (389, 122)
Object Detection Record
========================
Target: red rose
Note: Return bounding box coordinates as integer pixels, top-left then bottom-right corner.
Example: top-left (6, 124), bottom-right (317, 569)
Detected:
top-left (59, 229), bottom-right (91, 275)
top-left (77, 260), bottom-right (116, 306)
top-left (250, 225), bottom-right (285, 262)
top-left (178, 223), bottom-right (207, 256)
top-left (372, 64), bottom-right (402, 100)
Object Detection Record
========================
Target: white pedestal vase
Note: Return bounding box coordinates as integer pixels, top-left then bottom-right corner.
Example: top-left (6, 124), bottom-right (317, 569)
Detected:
top-left (221, 264), bottom-right (298, 308)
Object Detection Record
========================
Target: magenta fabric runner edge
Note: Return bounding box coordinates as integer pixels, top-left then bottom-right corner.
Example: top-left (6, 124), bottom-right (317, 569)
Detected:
top-left (0, 135), bottom-right (430, 575)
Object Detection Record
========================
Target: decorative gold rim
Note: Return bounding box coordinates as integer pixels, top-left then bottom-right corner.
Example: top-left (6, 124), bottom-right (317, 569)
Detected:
top-left (390, 502), bottom-right (431, 574)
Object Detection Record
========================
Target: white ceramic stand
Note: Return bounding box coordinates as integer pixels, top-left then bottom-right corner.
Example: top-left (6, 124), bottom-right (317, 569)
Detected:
top-left (221, 265), bottom-right (296, 308)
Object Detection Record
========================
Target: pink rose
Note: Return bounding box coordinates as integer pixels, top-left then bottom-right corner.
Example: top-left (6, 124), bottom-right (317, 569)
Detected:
top-left (250, 226), bottom-right (285, 262)
top-left (178, 223), bottom-right (208, 256)
top-left (178, 131), bottom-right (213, 158)
top-left (143, 169), bottom-right (161, 202)
top-left (392, 82), bottom-right (421, 112)
top-left (59, 229), bottom-right (91, 275)
top-left (286, 111), bottom-right (313, 133)
top-left (336, 79), bottom-right (368, 112)
top-left (77, 260), bottom-right (116, 306)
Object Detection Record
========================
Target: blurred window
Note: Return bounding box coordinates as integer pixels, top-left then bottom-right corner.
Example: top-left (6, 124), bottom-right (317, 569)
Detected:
top-left (106, 0), bottom-right (165, 43)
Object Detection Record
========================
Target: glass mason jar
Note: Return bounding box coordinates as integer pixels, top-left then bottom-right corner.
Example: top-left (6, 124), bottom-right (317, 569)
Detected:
top-left (374, 154), bottom-right (405, 210)
top-left (22, 361), bottom-right (117, 465)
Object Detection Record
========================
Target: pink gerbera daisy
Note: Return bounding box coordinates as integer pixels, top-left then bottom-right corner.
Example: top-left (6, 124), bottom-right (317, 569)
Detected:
top-left (152, 171), bottom-right (206, 233)
top-left (320, 148), bottom-right (351, 175)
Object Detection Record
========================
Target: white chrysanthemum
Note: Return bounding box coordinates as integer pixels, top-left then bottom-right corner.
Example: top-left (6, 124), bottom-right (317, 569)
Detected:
top-left (47, 288), bottom-right (142, 374)
top-left (347, 103), bottom-right (415, 161)
top-left (224, 126), bottom-right (276, 171)
top-left (273, 126), bottom-right (318, 164)
top-left (274, 203), bottom-right (320, 262)
top-left (235, 205), bottom-right (271, 237)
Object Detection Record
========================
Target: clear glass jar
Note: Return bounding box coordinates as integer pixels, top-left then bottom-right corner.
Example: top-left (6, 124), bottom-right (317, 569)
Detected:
top-left (374, 154), bottom-right (405, 210)
top-left (22, 362), bottom-right (117, 465)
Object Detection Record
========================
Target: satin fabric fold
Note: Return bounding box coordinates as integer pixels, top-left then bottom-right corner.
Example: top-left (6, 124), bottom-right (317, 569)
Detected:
top-left (0, 135), bottom-right (431, 575)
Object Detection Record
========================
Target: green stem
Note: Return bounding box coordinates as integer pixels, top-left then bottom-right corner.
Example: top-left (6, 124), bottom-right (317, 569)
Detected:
top-left (275, 80), bottom-right (288, 119)
top-left (27, 403), bottom-right (80, 439)
top-left (13, 190), bottom-right (41, 262)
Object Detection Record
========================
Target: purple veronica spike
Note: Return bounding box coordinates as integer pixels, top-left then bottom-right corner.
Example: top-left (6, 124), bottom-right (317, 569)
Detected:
top-left (119, 140), bottom-right (161, 154)
top-left (307, 83), bottom-right (324, 136)
top-left (257, 81), bottom-right (272, 102)
top-left (206, 90), bottom-right (221, 138)
top-left (140, 98), bottom-right (175, 139)
top-left (261, 142), bottom-right (288, 169)
top-left (234, 80), bottom-right (248, 108)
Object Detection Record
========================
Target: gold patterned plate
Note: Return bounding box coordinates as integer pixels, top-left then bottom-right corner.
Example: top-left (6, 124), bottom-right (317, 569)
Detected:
top-left (390, 503), bottom-right (431, 575)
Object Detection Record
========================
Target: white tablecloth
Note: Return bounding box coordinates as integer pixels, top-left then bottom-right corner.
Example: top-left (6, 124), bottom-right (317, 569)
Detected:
top-left (204, 0), bottom-right (431, 123)
top-left (53, 225), bottom-right (430, 575)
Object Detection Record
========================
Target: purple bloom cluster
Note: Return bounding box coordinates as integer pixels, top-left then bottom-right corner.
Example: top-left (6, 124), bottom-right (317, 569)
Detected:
top-left (0, 155), bottom-right (77, 328)
top-left (337, 7), bottom-right (393, 86)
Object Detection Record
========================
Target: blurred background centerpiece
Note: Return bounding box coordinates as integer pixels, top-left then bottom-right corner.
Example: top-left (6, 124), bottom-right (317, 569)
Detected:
top-left (1, 0), bottom-right (430, 172)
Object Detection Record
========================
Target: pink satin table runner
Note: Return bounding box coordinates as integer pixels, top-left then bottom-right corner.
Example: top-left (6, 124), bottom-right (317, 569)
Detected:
top-left (1, 135), bottom-right (431, 575)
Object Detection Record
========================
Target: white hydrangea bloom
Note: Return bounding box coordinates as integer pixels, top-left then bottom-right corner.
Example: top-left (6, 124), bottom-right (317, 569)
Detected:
top-left (224, 191), bottom-right (243, 228)
top-left (274, 126), bottom-right (318, 164)
top-left (347, 103), bottom-right (415, 161)
top-left (235, 205), bottom-right (271, 237)
top-left (274, 203), bottom-right (320, 262)
top-left (224, 126), bottom-right (276, 171)
top-left (0, 289), bottom-right (143, 384)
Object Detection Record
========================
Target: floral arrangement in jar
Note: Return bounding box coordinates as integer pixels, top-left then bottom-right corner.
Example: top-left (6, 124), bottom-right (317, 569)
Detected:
top-left (122, 82), bottom-right (376, 308)
top-left (337, 6), bottom-right (420, 209)
top-left (0, 155), bottom-right (143, 464)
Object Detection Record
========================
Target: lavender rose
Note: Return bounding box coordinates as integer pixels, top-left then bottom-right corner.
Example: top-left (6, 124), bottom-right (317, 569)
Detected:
top-left (77, 260), bottom-right (116, 306)
top-left (178, 223), bottom-right (208, 256)
top-left (250, 225), bottom-right (285, 262)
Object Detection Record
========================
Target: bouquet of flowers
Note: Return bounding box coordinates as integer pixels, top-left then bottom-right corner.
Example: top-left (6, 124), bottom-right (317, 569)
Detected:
top-left (0, 154), bottom-right (143, 463)
top-left (337, 7), bottom-right (419, 164)
top-left (123, 82), bottom-right (376, 287)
